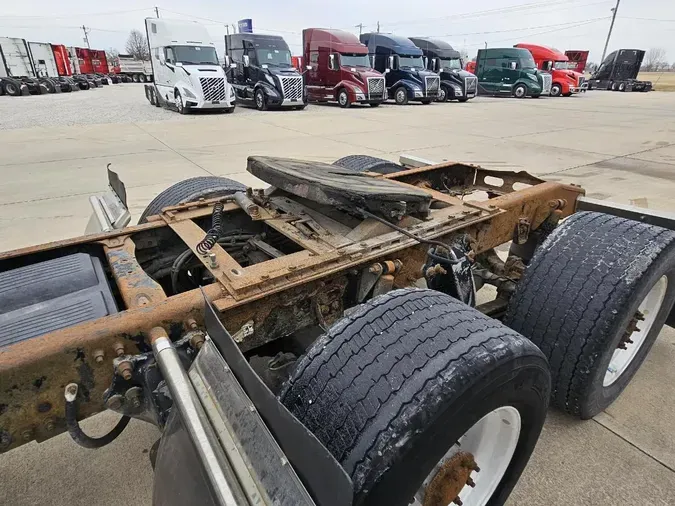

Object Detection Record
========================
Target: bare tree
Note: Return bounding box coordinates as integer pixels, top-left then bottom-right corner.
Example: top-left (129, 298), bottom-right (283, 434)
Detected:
top-left (106, 47), bottom-right (119, 66)
top-left (643, 47), bottom-right (667, 71)
top-left (125, 29), bottom-right (149, 61)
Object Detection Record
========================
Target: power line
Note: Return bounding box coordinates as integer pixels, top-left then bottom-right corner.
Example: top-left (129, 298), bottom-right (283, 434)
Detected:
top-left (426, 17), bottom-right (611, 38)
top-left (0, 8), bottom-right (154, 20)
top-left (619, 16), bottom-right (675, 22)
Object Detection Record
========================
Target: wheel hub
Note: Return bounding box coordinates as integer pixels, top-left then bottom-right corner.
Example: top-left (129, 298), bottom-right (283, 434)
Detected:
top-left (423, 452), bottom-right (479, 506)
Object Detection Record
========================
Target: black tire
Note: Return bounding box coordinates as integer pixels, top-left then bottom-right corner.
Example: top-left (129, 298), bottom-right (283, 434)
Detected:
top-left (337, 88), bottom-right (350, 108)
top-left (280, 288), bottom-right (550, 506)
top-left (41, 79), bottom-right (56, 93)
top-left (332, 154), bottom-right (403, 175)
top-left (0, 83), bottom-right (4, 96)
top-left (394, 86), bottom-right (408, 105)
top-left (550, 83), bottom-right (562, 97)
top-left (140, 74), bottom-right (147, 83)
top-left (505, 211), bottom-right (675, 419)
top-left (149, 88), bottom-right (157, 106)
top-left (369, 102), bottom-right (380, 108)
top-left (3, 81), bottom-right (21, 96)
top-left (513, 84), bottom-right (527, 98)
top-left (420, 99), bottom-right (432, 105)
top-left (138, 176), bottom-right (246, 223)
top-left (611, 82), bottom-right (617, 91)
top-left (438, 84), bottom-right (450, 102)
top-left (618, 82), bottom-right (626, 92)
top-left (132, 74), bottom-right (139, 83)
top-left (174, 90), bottom-right (188, 115)
top-left (458, 97), bottom-right (469, 102)
top-left (255, 88), bottom-right (267, 111)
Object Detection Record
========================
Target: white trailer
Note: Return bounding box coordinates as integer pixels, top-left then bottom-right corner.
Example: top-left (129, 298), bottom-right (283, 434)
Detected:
top-left (144, 18), bottom-right (235, 113)
top-left (28, 41), bottom-right (59, 77)
top-left (0, 37), bottom-right (34, 77)
top-left (116, 54), bottom-right (153, 82)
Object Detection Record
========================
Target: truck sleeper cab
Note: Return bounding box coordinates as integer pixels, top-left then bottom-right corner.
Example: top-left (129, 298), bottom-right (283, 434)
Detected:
top-left (515, 43), bottom-right (586, 97)
top-left (475, 47), bottom-right (551, 98)
top-left (409, 37), bottom-right (477, 102)
top-left (303, 28), bottom-right (386, 108)
top-left (225, 33), bottom-right (306, 111)
top-left (360, 33), bottom-right (440, 105)
top-left (144, 18), bottom-right (236, 114)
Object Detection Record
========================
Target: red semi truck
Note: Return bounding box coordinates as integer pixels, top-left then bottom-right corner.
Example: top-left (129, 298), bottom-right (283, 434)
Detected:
top-left (51, 44), bottom-right (73, 76)
top-left (565, 50), bottom-right (589, 74)
top-left (514, 44), bottom-right (586, 96)
top-left (303, 28), bottom-right (386, 107)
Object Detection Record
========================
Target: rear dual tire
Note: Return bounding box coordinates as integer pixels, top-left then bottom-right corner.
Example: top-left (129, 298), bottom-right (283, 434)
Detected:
top-left (281, 289), bottom-right (550, 506)
top-left (505, 211), bottom-right (675, 419)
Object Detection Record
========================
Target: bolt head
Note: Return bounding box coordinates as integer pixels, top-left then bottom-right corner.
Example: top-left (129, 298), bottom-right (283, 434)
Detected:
top-left (106, 395), bottom-right (124, 411)
top-left (21, 429), bottom-right (32, 441)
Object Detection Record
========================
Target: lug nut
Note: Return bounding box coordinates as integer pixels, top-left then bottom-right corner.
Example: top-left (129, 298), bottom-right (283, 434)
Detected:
top-left (113, 342), bottom-right (125, 356)
top-left (44, 418), bottom-right (56, 432)
top-left (21, 429), bottom-right (33, 441)
top-left (453, 498), bottom-right (463, 506)
top-left (93, 349), bottom-right (105, 364)
top-left (117, 360), bottom-right (133, 381)
top-left (466, 477), bottom-right (476, 488)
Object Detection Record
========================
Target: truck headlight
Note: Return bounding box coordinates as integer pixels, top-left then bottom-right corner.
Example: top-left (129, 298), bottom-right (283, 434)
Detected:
top-left (230, 86), bottom-right (235, 98)
top-left (355, 91), bottom-right (365, 101)
top-left (265, 74), bottom-right (275, 86)
top-left (414, 90), bottom-right (423, 98)
top-left (452, 85), bottom-right (463, 96)
top-left (183, 88), bottom-right (196, 99)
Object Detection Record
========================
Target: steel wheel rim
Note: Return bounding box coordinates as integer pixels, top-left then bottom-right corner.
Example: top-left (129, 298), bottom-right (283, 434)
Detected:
top-left (339, 91), bottom-right (347, 106)
top-left (396, 89), bottom-right (406, 103)
top-left (604, 276), bottom-right (668, 387)
top-left (175, 92), bottom-right (183, 111)
top-left (410, 406), bottom-right (521, 506)
top-left (552, 85), bottom-right (561, 96)
top-left (256, 91), bottom-right (264, 108)
top-left (439, 88), bottom-right (446, 101)
top-left (515, 87), bottom-right (525, 98)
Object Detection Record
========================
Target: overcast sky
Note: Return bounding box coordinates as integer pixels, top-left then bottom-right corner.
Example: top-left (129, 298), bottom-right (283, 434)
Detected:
top-left (2, 0), bottom-right (674, 64)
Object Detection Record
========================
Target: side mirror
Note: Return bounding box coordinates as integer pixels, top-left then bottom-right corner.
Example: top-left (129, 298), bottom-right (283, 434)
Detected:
top-left (422, 56), bottom-right (428, 68)
top-left (388, 55), bottom-right (395, 70)
top-left (230, 63), bottom-right (237, 69)
top-left (158, 52), bottom-right (166, 66)
top-left (243, 55), bottom-right (250, 67)
top-left (328, 54), bottom-right (337, 71)
top-left (224, 55), bottom-right (231, 67)
top-left (431, 58), bottom-right (439, 72)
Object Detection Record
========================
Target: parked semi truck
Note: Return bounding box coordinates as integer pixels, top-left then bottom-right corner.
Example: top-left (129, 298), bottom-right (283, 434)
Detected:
top-left (514, 44), bottom-right (586, 97)
top-left (360, 32), bottom-right (440, 105)
top-left (225, 33), bottom-right (306, 110)
top-left (474, 47), bottom-right (551, 98)
top-left (565, 50), bottom-right (589, 74)
top-left (303, 28), bottom-right (386, 108)
top-left (409, 37), bottom-right (477, 102)
top-left (588, 49), bottom-right (652, 92)
top-left (2, 152), bottom-right (674, 506)
top-left (143, 18), bottom-right (236, 114)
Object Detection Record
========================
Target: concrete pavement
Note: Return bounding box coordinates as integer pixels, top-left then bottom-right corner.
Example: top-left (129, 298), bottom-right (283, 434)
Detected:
top-left (0, 87), bottom-right (674, 505)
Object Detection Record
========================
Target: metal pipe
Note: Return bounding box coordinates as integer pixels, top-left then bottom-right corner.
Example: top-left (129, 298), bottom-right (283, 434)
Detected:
top-left (152, 333), bottom-right (242, 506)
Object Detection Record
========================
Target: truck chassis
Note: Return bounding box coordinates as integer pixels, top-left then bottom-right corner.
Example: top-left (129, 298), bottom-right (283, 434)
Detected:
top-left (1, 154), bottom-right (674, 506)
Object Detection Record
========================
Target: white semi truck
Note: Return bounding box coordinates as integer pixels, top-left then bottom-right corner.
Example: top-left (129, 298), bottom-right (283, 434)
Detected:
top-left (143, 18), bottom-right (236, 114)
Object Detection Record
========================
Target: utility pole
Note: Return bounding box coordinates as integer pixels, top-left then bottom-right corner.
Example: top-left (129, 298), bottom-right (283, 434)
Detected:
top-left (226, 25), bottom-right (229, 36)
top-left (355, 23), bottom-right (363, 35)
top-left (376, 21), bottom-right (380, 33)
top-left (600, 0), bottom-right (620, 63)
top-left (155, 6), bottom-right (160, 18)
top-left (81, 25), bottom-right (91, 48)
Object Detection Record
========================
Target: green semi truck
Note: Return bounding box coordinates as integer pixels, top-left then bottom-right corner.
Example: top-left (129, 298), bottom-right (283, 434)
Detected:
top-left (474, 47), bottom-right (551, 98)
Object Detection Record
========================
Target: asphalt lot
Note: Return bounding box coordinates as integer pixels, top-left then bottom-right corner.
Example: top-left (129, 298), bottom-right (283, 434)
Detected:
top-left (1, 85), bottom-right (674, 505)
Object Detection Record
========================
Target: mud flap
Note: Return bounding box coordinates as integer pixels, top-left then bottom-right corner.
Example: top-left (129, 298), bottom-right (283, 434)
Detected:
top-left (203, 294), bottom-right (353, 506)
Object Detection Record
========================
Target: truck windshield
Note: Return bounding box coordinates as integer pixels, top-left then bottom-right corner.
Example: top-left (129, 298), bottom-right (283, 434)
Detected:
top-left (439, 58), bottom-right (462, 70)
top-left (173, 46), bottom-right (218, 65)
top-left (340, 54), bottom-right (371, 68)
top-left (256, 49), bottom-right (292, 67)
top-left (519, 54), bottom-right (537, 70)
top-left (553, 61), bottom-right (571, 70)
top-left (399, 55), bottom-right (425, 70)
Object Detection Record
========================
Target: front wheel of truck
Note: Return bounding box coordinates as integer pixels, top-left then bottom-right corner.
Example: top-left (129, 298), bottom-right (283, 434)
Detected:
top-left (174, 90), bottom-right (189, 115)
top-left (255, 88), bottom-right (267, 111)
top-left (394, 86), bottom-right (408, 105)
top-left (438, 85), bottom-right (449, 102)
top-left (281, 288), bottom-right (551, 506)
top-left (513, 84), bottom-right (527, 98)
top-left (337, 88), bottom-right (351, 108)
top-left (550, 83), bottom-right (562, 97)
top-left (504, 211), bottom-right (675, 419)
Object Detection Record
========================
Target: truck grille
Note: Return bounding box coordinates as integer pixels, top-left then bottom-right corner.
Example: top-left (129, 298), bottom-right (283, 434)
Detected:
top-left (541, 73), bottom-right (552, 94)
top-left (425, 76), bottom-right (440, 97)
top-left (465, 76), bottom-right (478, 94)
top-left (199, 77), bottom-right (226, 102)
top-left (279, 76), bottom-right (303, 101)
top-left (367, 77), bottom-right (385, 99)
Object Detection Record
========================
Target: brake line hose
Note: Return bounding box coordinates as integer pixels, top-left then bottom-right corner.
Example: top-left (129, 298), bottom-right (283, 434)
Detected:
top-left (64, 383), bottom-right (130, 449)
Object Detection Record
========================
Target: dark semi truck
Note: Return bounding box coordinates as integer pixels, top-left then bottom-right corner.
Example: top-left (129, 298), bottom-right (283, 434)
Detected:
top-left (225, 33), bottom-right (307, 110)
top-left (360, 33), bottom-right (440, 105)
top-left (588, 49), bottom-right (652, 92)
top-left (409, 37), bottom-right (477, 102)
